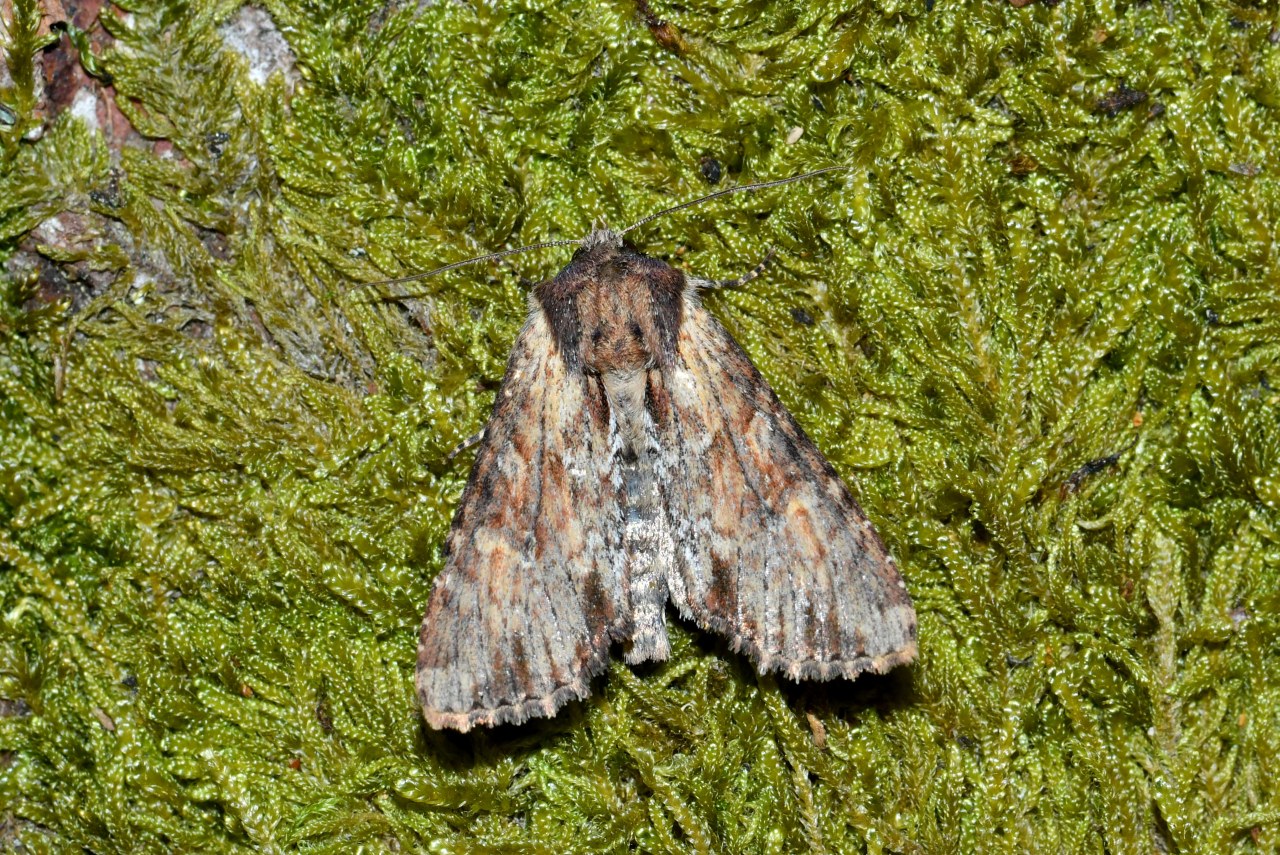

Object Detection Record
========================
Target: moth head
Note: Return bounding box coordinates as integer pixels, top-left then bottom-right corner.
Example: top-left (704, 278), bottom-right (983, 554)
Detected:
top-left (577, 228), bottom-right (624, 254)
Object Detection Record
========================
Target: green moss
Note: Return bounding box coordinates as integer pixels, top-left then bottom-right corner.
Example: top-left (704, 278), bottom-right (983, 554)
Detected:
top-left (3, 0), bottom-right (1279, 851)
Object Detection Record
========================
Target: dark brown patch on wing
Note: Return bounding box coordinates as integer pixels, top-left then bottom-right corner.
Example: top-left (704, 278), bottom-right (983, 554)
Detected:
top-left (639, 258), bottom-right (685, 365)
top-left (536, 267), bottom-right (586, 371)
top-left (509, 636), bottom-right (533, 702)
top-left (803, 599), bottom-right (822, 656)
top-left (583, 373), bottom-right (611, 430)
top-left (582, 569), bottom-right (616, 630)
top-left (707, 550), bottom-right (738, 616)
top-left (646, 369), bottom-right (672, 428)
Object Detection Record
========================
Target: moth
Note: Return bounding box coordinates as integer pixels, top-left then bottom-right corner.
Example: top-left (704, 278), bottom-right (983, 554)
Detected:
top-left (413, 172), bottom-right (917, 732)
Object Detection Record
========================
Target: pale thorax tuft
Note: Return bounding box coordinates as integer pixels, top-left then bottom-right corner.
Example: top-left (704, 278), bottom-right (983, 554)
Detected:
top-left (581, 228), bottom-right (623, 251)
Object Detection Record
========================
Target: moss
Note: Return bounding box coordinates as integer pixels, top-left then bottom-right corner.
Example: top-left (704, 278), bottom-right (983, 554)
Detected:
top-left (2, 0), bottom-right (1279, 851)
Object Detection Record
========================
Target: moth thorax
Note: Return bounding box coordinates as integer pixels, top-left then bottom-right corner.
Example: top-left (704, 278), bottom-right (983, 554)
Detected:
top-left (580, 276), bottom-right (658, 375)
top-left (583, 321), bottom-right (653, 374)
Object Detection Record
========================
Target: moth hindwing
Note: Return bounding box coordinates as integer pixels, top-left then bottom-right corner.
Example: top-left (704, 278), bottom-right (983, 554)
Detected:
top-left (416, 229), bottom-right (916, 732)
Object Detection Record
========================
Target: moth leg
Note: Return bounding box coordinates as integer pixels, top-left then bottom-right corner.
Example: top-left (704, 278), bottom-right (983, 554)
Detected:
top-left (445, 428), bottom-right (486, 462)
top-left (689, 247), bottom-right (777, 291)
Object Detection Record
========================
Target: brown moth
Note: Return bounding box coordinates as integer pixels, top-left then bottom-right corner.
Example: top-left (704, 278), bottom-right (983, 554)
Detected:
top-left (415, 178), bottom-right (917, 732)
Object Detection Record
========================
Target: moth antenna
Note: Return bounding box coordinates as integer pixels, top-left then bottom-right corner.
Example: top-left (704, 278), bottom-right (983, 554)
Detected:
top-left (356, 165), bottom-right (848, 293)
top-left (353, 238), bottom-right (580, 291)
top-left (618, 165), bottom-right (852, 238)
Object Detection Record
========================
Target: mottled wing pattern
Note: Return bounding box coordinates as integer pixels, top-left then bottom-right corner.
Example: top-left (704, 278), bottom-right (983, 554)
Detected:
top-left (416, 306), bottom-right (625, 732)
top-left (661, 299), bottom-right (917, 681)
